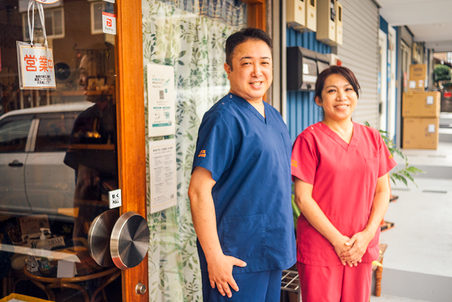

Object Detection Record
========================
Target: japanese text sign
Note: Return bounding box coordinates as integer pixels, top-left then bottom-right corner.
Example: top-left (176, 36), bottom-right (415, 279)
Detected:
top-left (17, 42), bottom-right (56, 90)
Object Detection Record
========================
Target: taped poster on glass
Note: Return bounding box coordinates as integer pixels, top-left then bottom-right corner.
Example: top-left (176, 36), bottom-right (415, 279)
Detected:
top-left (147, 64), bottom-right (176, 137)
top-left (149, 139), bottom-right (177, 213)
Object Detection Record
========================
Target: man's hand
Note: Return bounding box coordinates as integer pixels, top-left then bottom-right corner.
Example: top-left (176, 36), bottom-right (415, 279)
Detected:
top-left (207, 253), bottom-right (247, 298)
top-left (188, 167), bottom-right (247, 298)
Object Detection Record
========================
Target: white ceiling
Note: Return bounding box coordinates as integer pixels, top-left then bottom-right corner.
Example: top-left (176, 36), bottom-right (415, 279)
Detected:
top-left (378, 0), bottom-right (452, 52)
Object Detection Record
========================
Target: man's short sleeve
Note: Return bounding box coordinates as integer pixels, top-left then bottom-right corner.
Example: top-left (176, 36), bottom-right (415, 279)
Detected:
top-left (378, 134), bottom-right (397, 178)
top-left (192, 112), bottom-right (235, 182)
top-left (291, 133), bottom-right (318, 184)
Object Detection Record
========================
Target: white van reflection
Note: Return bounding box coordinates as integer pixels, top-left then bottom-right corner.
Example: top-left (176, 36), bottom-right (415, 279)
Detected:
top-left (0, 102), bottom-right (92, 220)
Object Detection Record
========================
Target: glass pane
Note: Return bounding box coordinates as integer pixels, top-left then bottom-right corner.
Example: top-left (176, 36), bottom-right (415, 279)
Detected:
top-left (0, 118), bottom-right (32, 153)
top-left (45, 11), bottom-right (53, 36)
top-left (0, 1), bottom-right (121, 301)
top-left (92, 3), bottom-right (103, 33)
top-left (35, 113), bottom-right (76, 152)
top-left (54, 10), bottom-right (63, 36)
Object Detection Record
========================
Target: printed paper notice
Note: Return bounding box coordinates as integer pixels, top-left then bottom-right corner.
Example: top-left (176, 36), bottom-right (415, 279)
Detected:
top-left (17, 42), bottom-right (56, 90)
top-left (149, 139), bottom-right (177, 213)
top-left (147, 64), bottom-right (175, 137)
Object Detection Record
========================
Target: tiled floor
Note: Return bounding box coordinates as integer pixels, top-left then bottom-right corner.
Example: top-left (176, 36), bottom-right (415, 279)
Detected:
top-left (371, 294), bottom-right (430, 302)
top-left (369, 142), bottom-right (452, 301)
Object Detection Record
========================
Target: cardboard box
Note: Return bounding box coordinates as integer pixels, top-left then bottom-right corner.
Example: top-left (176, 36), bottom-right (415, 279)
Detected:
top-left (407, 79), bottom-right (425, 92)
top-left (403, 117), bottom-right (439, 149)
top-left (408, 64), bottom-right (426, 92)
top-left (410, 64), bottom-right (427, 79)
top-left (402, 91), bottom-right (440, 117)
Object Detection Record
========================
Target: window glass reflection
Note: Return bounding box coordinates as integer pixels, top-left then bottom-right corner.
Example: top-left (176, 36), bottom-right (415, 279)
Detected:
top-left (0, 1), bottom-right (121, 300)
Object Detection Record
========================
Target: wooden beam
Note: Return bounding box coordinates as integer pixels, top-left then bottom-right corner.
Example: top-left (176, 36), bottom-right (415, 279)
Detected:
top-left (116, 0), bottom-right (148, 301)
top-left (242, 0), bottom-right (266, 31)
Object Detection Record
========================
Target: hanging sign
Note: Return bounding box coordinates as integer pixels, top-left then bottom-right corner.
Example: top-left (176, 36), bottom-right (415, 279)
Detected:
top-left (19, 0), bottom-right (61, 12)
top-left (35, 0), bottom-right (60, 3)
top-left (102, 12), bottom-right (116, 35)
top-left (147, 64), bottom-right (176, 137)
top-left (17, 0), bottom-right (56, 90)
top-left (149, 139), bottom-right (177, 214)
top-left (17, 42), bottom-right (56, 89)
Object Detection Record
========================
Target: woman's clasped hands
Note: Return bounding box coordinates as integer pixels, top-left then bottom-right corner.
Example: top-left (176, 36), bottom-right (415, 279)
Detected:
top-left (334, 230), bottom-right (373, 267)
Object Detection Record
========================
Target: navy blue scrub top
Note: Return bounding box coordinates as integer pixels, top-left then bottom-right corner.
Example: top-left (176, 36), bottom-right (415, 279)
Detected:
top-left (192, 93), bottom-right (296, 274)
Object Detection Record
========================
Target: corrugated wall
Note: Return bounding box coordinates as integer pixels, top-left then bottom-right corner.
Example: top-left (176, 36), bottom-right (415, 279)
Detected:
top-left (336, 0), bottom-right (380, 127)
top-left (286, 29), bottom-right (331, 142)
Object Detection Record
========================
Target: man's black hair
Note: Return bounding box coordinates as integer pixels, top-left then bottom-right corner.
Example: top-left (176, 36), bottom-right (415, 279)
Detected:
top-left (225, 27), bottom-right (272, 69)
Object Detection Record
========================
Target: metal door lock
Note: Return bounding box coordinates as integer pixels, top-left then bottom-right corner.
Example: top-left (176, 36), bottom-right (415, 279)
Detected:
top-left (135, 283), bottom-right (147, 295)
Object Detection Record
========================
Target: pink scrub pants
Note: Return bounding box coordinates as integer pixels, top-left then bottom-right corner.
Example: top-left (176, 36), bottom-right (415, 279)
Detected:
top-left (297, 261), bottom-right (372, 302)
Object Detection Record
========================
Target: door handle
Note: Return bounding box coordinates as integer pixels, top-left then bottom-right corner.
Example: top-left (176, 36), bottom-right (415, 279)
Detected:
top-left (88, 210), bottom-right (149, 270)
top-left (88, 210), bottom-right (119, 267)
top-left (110, 211), bottom-right (150, 270)
top-left (9, 160), bottom-right (24, 167)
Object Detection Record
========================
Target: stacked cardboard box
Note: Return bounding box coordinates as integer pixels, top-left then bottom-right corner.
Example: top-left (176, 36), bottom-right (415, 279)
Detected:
top-left (402, 91), bottom-right (440, 149)
top-left (408, 64), bottom-right (426, 92)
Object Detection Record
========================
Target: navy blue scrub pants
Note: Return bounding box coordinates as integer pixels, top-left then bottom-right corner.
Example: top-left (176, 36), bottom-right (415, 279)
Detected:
top-left (201, 270), bottom-right (283, 302)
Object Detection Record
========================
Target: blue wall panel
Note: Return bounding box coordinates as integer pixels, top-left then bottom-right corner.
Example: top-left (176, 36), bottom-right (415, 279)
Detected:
top-left (286, 28), bottom-right (331, 142)
top-left (380, 16), bottom-right (388, 34)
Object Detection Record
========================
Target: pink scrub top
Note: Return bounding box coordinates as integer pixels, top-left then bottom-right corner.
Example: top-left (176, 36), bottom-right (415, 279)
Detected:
top-left (291, 122), bottom-right (397, 266)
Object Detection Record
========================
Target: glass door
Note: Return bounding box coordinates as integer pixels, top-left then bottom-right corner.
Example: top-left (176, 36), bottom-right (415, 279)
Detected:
top-left (0, 1), bottom-right (147, 301)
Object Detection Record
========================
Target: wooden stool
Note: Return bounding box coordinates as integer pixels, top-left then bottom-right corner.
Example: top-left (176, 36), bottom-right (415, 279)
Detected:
top-left (371, 243), bottom-right (388, 299)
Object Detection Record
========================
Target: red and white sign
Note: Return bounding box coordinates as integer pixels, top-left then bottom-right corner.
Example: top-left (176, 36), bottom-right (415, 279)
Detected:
top-left (102, 12), bottom-right (116, 35)
top-left (17, 42), bottom-right (56, 90)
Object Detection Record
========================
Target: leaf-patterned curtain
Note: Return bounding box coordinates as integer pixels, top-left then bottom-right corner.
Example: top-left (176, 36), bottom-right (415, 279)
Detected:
top-left (157, 0), bottom-right (247, 27)
top-left (142, 0), bottom-right (245, 300)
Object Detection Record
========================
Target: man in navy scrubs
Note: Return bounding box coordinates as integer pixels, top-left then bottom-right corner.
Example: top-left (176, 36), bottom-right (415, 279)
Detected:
top-left (188, 28), bottom-right (296, 301)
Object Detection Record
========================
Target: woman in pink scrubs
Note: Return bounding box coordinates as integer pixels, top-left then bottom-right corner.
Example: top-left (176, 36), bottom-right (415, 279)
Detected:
top-left (291, 66), bottom-right (396, 302)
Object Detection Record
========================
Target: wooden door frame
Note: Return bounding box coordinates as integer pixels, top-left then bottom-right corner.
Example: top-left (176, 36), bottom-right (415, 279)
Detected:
top-left (242, 0), bottom-right (266, 31)
top-left (116, 0), bottom-right (148, 301)
top-left (115, 0), bottom-right (266, 300)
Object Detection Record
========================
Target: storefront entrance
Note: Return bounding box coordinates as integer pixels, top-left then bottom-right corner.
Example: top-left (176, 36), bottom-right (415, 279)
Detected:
top-left (1, 0), bottom-right (268, 300)
top-left (0, 0), bottom-right (147, 301)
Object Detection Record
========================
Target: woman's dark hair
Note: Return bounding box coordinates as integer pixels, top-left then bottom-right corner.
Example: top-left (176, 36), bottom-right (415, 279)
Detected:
top-left (225, 27), bottom-right (272, 70)
top-left (315, 66), bottom-right (361, 100)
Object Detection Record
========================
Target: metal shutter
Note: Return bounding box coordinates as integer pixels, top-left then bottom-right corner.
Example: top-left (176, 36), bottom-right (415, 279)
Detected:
top-left (335, 0), bottom-right (380, 127)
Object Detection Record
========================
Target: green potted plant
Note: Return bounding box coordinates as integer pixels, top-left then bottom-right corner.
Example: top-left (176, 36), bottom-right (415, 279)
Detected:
top-left (364, 122), bottom-right (424, 187)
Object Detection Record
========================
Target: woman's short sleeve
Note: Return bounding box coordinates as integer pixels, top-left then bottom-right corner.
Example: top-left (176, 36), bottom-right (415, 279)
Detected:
top-left (378, 134), bottom-right (397, 178)
top-left (291, 133), bottom-right (318, 185)
top-left (192, 112), bottom-right (235, 182)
